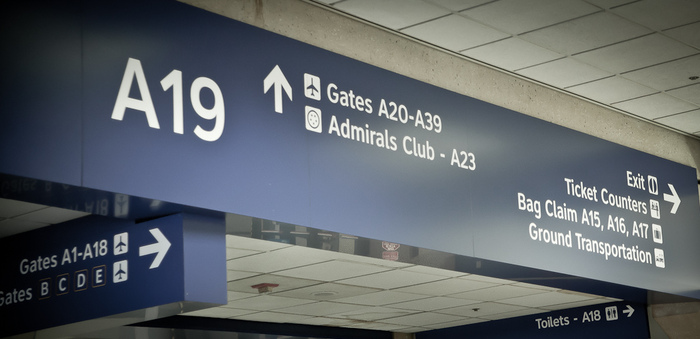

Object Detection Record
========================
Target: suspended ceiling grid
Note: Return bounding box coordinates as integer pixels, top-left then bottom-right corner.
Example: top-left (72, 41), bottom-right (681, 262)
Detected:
top-left (0, 199), bottom-right (619, 334)
top-left (182, 234), bottom-right (618, 333)
top-left (311, 0), bottom-right (700, 137)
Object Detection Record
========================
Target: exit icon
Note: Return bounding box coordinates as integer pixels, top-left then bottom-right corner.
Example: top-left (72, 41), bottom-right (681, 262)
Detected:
top-left (648, 175), bottom-right (658, 195)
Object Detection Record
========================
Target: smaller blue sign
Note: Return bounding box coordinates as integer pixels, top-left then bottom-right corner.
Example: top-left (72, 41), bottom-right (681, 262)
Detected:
top-left (417, 301), bottom-right (648, 339)
top-left (0, 213), bottom-right (226, 337)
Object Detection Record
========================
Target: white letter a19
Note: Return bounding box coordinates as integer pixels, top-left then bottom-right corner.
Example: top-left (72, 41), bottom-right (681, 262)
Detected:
top-left (111, 58), bottom-right (160, 129)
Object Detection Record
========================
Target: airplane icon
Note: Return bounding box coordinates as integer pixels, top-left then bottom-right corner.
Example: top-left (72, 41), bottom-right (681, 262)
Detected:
top-left (116, 237), bottom-right (127, 251)
top-left (113, 260), bottom-right (128, 283)
top-left (115, 264), bottom-right (126, 279)
top-left (306, 83), bottom-right (319, 97)
top-left (304, 73), bottom-right (321, 101)
top-left (114, 232), bottom-right (128, 255)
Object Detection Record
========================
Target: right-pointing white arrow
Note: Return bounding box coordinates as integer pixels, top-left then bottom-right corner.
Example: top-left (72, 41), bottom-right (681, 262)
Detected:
top-left (263, 65), bottom-right (292, 114)
top-left (663, 183), bottom-right (681, 214)
top-left (139, 228), bottom-right (171, 269)
top-left (623, 305), bottom-right (635, 317)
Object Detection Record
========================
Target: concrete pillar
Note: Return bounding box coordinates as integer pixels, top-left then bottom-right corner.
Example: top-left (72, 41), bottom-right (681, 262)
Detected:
top-left (651, 302), bottom-right (700, 339)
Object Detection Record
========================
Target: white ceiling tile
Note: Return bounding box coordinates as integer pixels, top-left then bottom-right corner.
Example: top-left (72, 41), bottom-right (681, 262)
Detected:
top-left (622, 55), bottom-right (700, 91)
top-left (388, 296), bottom-right (480, 311)
top-left (401, 265), bottom-right (468, 277)
top-left (655, 110), bottom-right (700, 134)
top-left (584, 0), bottom-right (638, 9)
top-left (448, 284), bottom-right (549, 301)
top-left (226, 270), bottom-right (260, 282)
top-left (225, 234), bottom-right (290, 251)
top-left (462, 38), bottom-right (563, 71)
top-left (226, 247), bottom-right (260, 259)
top-left (461, 0), bottom-right (600, 34)
top-left (499, 291), bottom-right (595, 308)
top-left (399, 326), bottom-right (434, 333)
top-left (225, 246), bottom-right (333, 273)
top-left (612, 0), bottom-right (700, 31)
top-left (402, 14), bottom-right (510, 51)
top-left (276, 301), bottom-right (367, 316)
top-left (422, 317), bottom-right (487, 329)
top-left (227, 290), bottom-right (257, 302)
top-left (427, 0), bottom-right (493, 11)
top-left (573, 34), bottom-right (697, 73)
top-left (567, 76), bottom-right (657, 104)
top-left (613, 93), bottom-right (698, 120)
top-left (314, 0), bottom-right (343, 4)
top-left (333, 290), bottom-right (427, 306)
top-left (272, 282), bottom-right (381, 300)
top-left (333, 0), bottom-right (450, 30)
top-left (226, 295), bottom-right (316, 311)
top-left (517, 58), bottom-right (611, 88)
top-left (512, 282), bottom-right (559, 291)
top-left (17, 207), bottom-right (89, 224)
top-left (665, 22), bottom-right (700, 49)
top-left (337, 269), bottom-right (446, 289)
top-left (0, 198), bottom-right (47, 218)
top-left (295, 316), bottom-right (360, 327)
top-left (345, 321), bottom-right (412, 332)
top-left (461, 274), bottom-right (516, 285)
top-left (333, 306), bottom-right (419, 321)
top-left (181, 307), bottom-right (256, 318)
top-left (480, 308), bottom-right (548, 320)
top-left (340, 254), bottom-right (413, 268)
top-left (227, 274), bottom-right (322, 294)
top-left (234, 311), bottom-right (313, 323)
top-left (521, 12), bottom-right (651, 55)
top-left (393, 277), bottom-right (497, 296)
top-left (667, 84), bottom-right (700, 105)
top-left (437, 301), bottom-right (527, 317)
top-left (274, 260), bottom-right (392, 281)
top-left (381, 312), bottom-right (466, 327)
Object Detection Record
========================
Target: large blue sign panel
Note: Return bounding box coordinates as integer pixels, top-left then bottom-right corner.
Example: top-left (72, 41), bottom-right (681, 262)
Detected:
top-left (0, 0), bottom-right (82, 186)
top-left (3, 0), bottom-right (700, 299)
top-left (0, 213), bottom-right (226, 337)
top-left (417, 301), bottom-right (649, 339)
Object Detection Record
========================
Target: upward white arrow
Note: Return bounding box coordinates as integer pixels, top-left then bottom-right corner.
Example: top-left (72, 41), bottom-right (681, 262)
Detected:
top-left (139, 228), bottom-right (171, 269)
top-left (263, 65), bottom-right (292, 114)
top-left (663, 183), bottom-right (681, 214)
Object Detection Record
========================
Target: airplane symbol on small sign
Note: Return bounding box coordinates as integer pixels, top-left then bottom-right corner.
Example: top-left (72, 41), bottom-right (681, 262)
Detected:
top-left (114, 232), bottom-right (128, 255)
top-left (113, 260), bottom-right (128, 283)
top-left (304, 73), bottom-right (321, 101)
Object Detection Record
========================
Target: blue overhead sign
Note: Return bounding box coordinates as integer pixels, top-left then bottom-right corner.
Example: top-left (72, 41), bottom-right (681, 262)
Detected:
top-left (417, 301), bottom-right (649, 339)
top-left (3, 0), bottom-right (700, 299)
top-left (0, 213), bottom-right (226, 337)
